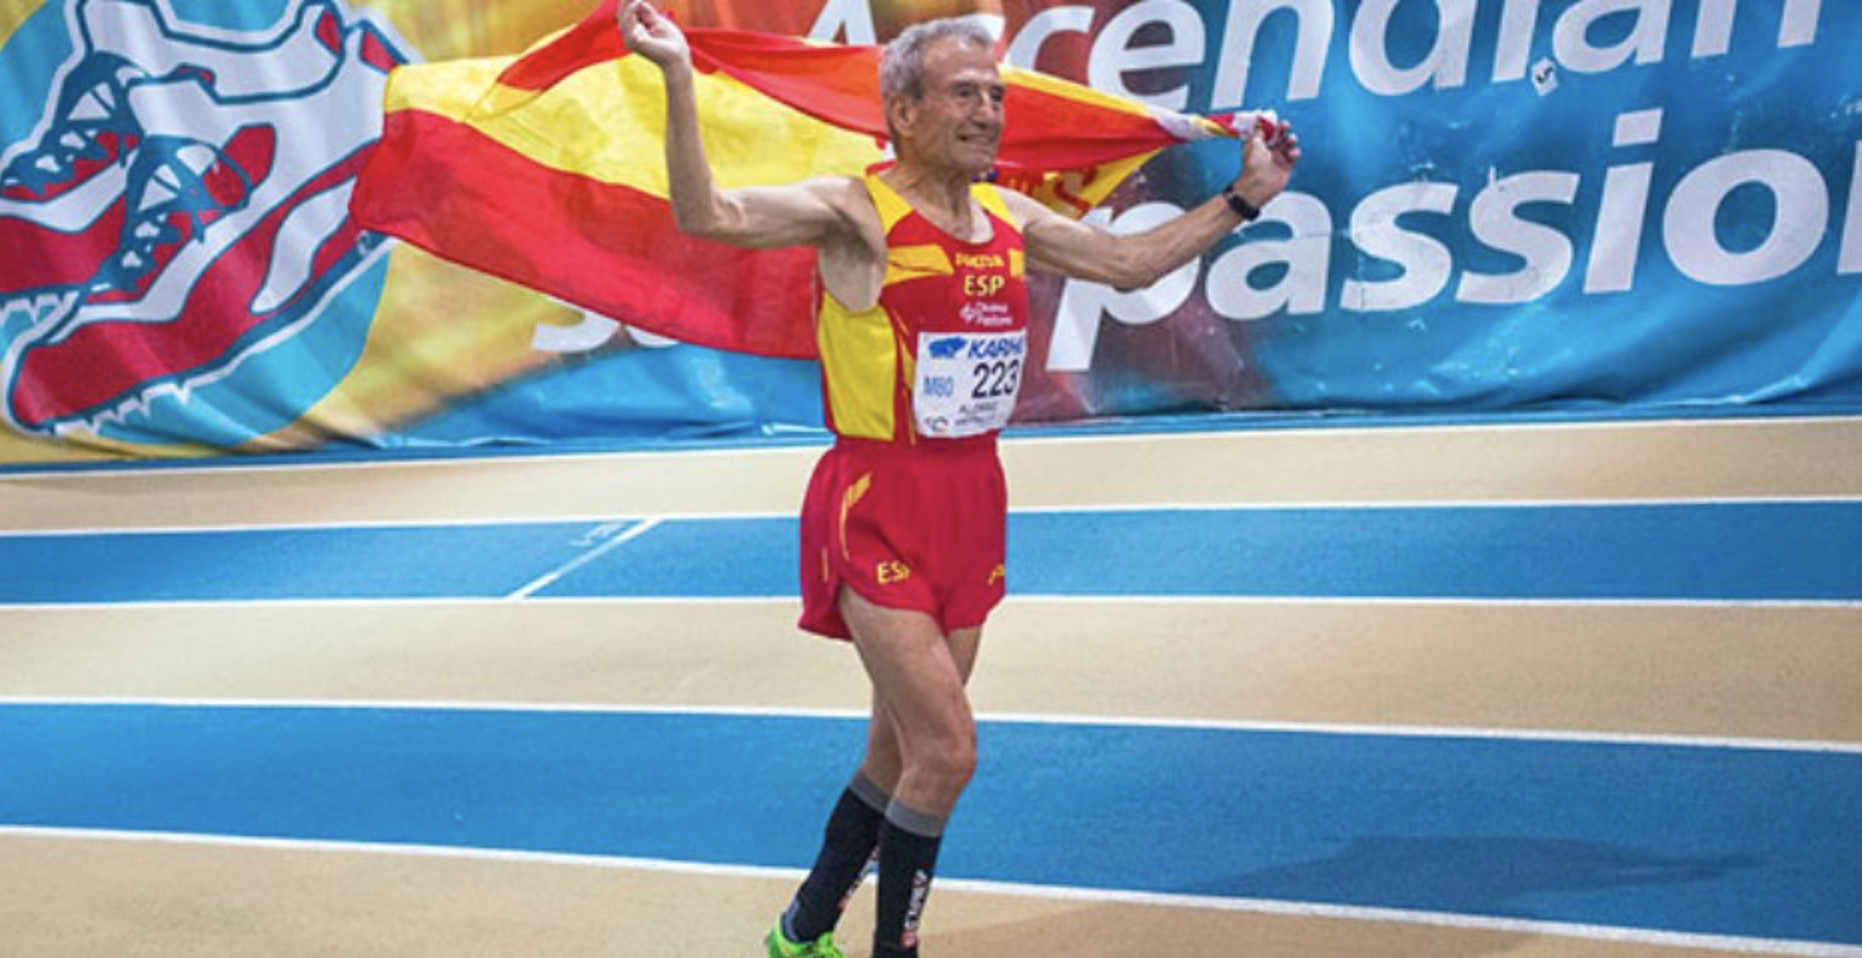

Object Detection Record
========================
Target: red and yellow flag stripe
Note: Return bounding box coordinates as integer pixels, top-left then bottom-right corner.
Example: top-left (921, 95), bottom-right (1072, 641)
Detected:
top-left (351, 1), bottom-right (1236, 359)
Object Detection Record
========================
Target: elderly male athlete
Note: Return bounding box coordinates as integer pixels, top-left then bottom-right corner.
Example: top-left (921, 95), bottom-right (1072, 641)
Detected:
top-left (619, 2), bottom-right (1298, 956)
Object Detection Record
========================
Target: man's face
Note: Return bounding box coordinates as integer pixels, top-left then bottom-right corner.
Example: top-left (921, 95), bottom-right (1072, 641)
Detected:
top-left (894, 37), bottom-right (1004, 177)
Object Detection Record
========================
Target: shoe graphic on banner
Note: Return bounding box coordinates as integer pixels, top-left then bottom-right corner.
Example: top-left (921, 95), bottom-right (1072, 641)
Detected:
top-left (0, 0), bottom-right (405, 438)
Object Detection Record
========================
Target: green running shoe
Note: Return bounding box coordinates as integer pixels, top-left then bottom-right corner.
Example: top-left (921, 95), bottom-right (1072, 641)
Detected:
top-left (765, 922), bottom-right (847, 958)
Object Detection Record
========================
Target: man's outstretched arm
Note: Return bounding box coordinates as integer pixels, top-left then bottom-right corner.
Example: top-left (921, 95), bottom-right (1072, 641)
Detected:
top-left (618, 0), bottom-right (852, 250)
top-left (1006, 123), bottom-right (1302, 289)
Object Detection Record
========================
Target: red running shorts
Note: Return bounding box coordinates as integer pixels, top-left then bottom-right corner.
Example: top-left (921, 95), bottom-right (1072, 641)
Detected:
top-left (798, 436), bottom-right (1008, 640)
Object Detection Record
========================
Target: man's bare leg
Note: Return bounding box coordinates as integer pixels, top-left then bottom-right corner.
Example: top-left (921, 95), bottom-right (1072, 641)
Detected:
top-left (858, 613), bottom-right (981, 797)
top-left (773, 598), bottom-right (980, 954)
top-left (840, 590), bottom-right (980, 956)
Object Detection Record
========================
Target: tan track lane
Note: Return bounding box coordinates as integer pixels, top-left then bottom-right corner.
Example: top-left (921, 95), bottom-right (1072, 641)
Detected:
top-left (6, 417), bottom-right (1860, 533)
top-left (3, 600), bottom-right (1856, 744)
top-left (0, 833), bottom-right (1797, 958)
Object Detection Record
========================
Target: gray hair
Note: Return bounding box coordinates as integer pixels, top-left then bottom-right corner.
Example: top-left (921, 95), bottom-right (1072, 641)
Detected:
top-left (879, 17), bottom-right (997, 103)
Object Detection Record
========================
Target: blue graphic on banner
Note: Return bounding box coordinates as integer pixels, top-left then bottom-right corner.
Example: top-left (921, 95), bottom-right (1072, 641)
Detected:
top-left (1036, 0), bottom-right (1862, 417)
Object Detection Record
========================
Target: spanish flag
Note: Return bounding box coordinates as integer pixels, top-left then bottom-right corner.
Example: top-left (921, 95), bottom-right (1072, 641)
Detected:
top-left (350, 0), bottom-right (1242, 359)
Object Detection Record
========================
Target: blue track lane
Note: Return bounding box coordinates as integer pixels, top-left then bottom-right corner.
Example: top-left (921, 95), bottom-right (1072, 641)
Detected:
top-left (0, 705), bottom-right (1858, 947)
top-left (3, 501), bottom-right (1861, 603)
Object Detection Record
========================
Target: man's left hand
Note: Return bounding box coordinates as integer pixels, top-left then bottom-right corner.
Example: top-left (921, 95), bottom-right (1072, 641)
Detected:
top-left (1233, 119), bottom-right (1300, 211)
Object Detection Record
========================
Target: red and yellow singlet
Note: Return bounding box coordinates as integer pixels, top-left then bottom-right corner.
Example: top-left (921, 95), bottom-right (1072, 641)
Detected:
top-left (816, 173), bottom-right (1030, 447)
top-left (797, 173), bottom-right (1029, 638)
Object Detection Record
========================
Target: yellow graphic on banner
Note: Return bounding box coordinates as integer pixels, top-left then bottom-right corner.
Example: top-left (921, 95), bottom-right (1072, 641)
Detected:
top-left (0, 1), bottom-right (48, 49)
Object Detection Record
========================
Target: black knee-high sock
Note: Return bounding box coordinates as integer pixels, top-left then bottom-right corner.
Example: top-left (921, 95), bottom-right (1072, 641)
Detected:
top-left (872, 802), bottom-right (946, 958)
top-left (781, 772), bottom-right (889, 942)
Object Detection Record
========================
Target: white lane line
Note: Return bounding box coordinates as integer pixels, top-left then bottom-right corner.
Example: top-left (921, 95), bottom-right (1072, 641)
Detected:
top-left (1007, 595), bottom-right (1862, 610)
top-left (504, 519), bottom-right (662, 601)
top-left (0, 697), bottom-right (1855, 756)
top-left (0, 596), bottom-right (798, 611)
top-left (0, 517), bottom-right (631, 537)
top-left (0, 514), bottom-right (708, 539)
top-left (1010, 496), bottom-right (1862, 511)
top-left (945, 876), bottom-right (1862, 958)
top-left (0, 439), bottom-right (825, 481)
top-left (2, 826), bottom-right (1856, 958)
top-left (8, 496), bottom-right (1862, 538)
top-left (980, 711), bottom-right (1862, 756)
top-left (4, 594), bottom-right (1858, 610)
top-left (1004, 413), bottom-right (1862, 445)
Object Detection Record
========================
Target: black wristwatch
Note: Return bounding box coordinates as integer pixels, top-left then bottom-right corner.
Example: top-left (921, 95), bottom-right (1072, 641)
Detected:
top-left (1221, 184), bottom-right (1261, 222)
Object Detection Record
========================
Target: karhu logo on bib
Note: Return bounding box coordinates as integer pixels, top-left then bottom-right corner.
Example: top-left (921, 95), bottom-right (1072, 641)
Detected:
top-left (926, 335), bottom-right (967, 360)
top-left (966, 336), bottom-right (1025, 360)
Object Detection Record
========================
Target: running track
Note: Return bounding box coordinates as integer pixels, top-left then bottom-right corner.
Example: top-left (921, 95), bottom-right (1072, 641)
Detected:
top-left (2, 498), bottom-right (1859, 953)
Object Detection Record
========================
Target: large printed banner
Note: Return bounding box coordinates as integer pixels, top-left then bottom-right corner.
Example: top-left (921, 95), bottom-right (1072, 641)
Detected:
top-left (2, 0), bottom-right (1860, 462)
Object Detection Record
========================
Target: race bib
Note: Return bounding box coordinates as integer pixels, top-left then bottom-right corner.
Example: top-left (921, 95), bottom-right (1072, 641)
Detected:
top-left (913, 331), bottom-right (1027, 438)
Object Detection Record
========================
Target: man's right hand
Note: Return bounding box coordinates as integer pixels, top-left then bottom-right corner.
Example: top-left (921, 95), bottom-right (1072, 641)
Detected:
top-left (618, 0), bottom-right (691, 71)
